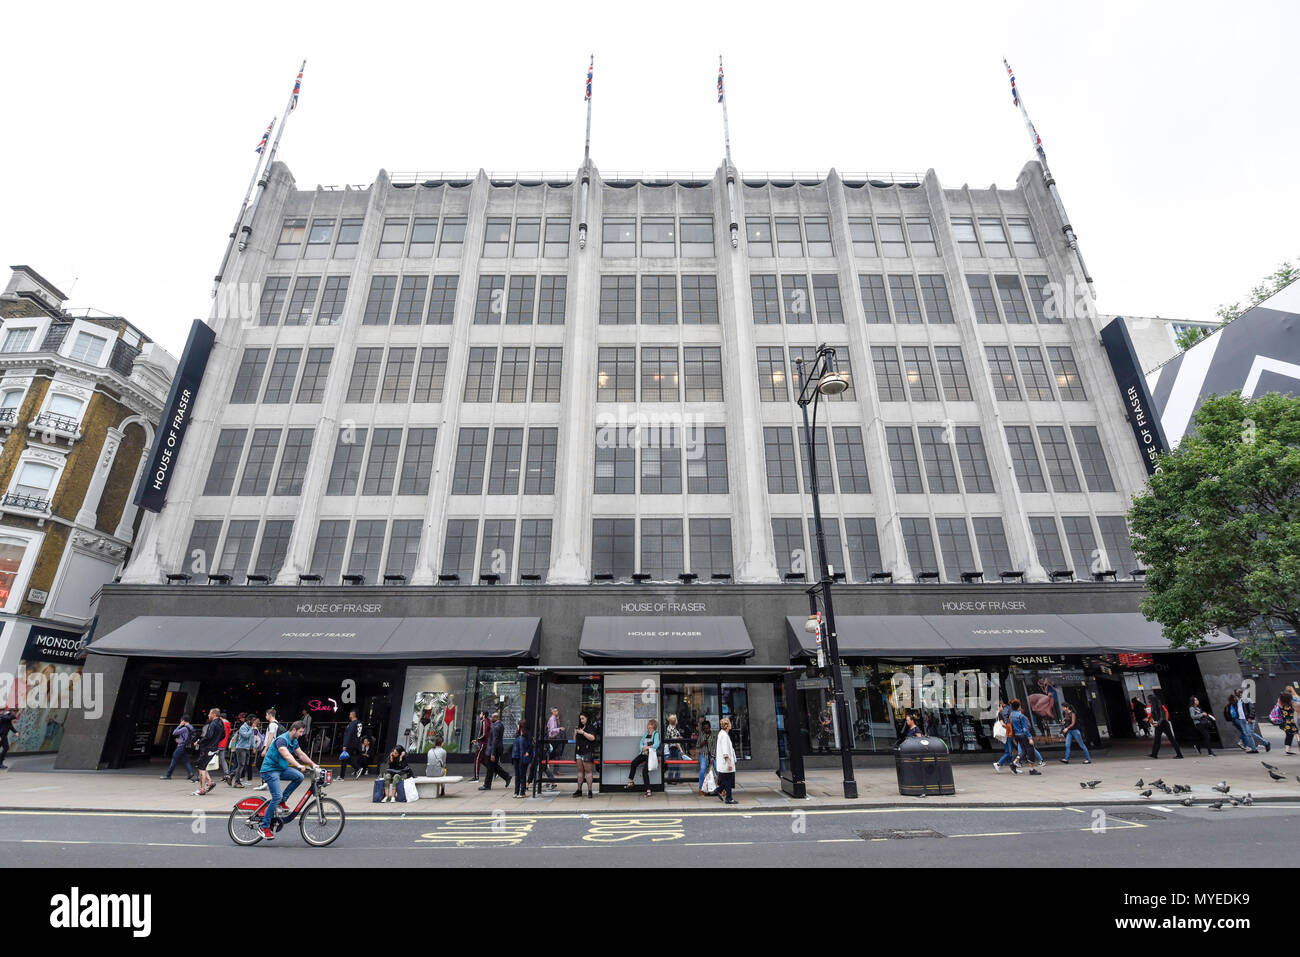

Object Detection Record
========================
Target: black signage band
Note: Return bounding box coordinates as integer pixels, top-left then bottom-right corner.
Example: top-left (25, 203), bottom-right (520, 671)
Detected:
top-left (135, 320), bottom-right (216, 512)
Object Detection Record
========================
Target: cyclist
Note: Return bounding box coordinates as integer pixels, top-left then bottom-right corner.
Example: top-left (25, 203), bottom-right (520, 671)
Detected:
top-left (257, 719), bottom-right (319, 840)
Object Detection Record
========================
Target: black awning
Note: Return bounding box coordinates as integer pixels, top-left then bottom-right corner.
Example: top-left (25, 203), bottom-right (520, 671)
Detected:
top-left (579, 616), bottom-right (754, 660)
top-left (88, 616), bottom-right (541, 660)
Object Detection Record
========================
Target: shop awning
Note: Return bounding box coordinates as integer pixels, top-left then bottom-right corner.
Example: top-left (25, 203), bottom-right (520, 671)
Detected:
top-left (579, 616), bottom-right (754, 660)
top-left (87, 616), bottom-right (541, 660)
top-left (785, 614), bottom-right (1236, 659)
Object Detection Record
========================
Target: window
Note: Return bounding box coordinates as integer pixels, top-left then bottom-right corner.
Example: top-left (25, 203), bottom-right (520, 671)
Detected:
top-left (441, 519), bottom-right (478, 581)
top-left (362, 428), bottom-right (403, 496)
top-left (1048, 346), bottom-right (1087, 400)
top-left (518, 519), bottom-right (552, 580)
top-left (408, 217), bottom-right (438, 257)
top-left (377, 218), bottom-right (408, 258)
top-left (262, 348), bottom-right (302, 403)
top-left (1006, 425), bottom-right (1046, 492)
top-left (889, 275), bottom-right (922, 324)
top-left (1038, 425), bottom-right (1081, 492)
top-left (1008, 218), bottom-right (1039, 257)
top-left (325, 427), bottom-right (368, 495)
top-left (413, 347), bottom-right (448, 402)
top-left (183, 520), bottom-right (222, 581)
top-left (764, 427), bottom-right (800, 494)
top-left (900, 517), bottom-right (938, 574)
top-left (966, 275), bottom-right (1000, 323)
top-left (483, 217), bottom-right (511, 258)
top-left (849, 218), bottom-right (877, 257)
top-left (524, 428), bottom-right (558, 494)
top-left (394, 276), bottom-right (428, 325)
top-left (480, 519), bottom-right (516, 580)
top-left (683, 347), bottom-right (722, 402)
top-left (952, 217), bottom-right (980, 257)
top-left (986, 346), bottom-right (1021, 401)
top-left (903, 217), bottom-right (937, 257)
top-left (935, 517), bottom-right (975, 580)
top-left (379, 347), bottom-right (416, 403)
top-left (641, 275), bottom-right (678, 324)
top-left (934, 346), bottom-right (972, 401)
top-left (877, 218), bottom-right (907, 257)
top-left (860, 275), bottom-right (891, 323)
top-left (757, 347), bottom-right (787, 402)
top-left (398, 428), bottom-right (437, 495)
top-left (255, 520), bottom-right (294, 578)
top-left (346, 347), bottom-right (384, 403)
top-left (348, 520), bottom-right (387, 584)
top-left (219, 520), bottom-right (259, 578)
top-left (512, 218), bottom-right (539, 257)
top-left (918, 275), bottom-right (954, 323)
top-left (872, 346), bottom-right (907, 402)
top-left (427, 275), bottom-right (458, 324)
top-left (918, 426), bottom-right (959, 493)
top-left (506, 275), bottom-right (536, 324)
top-left (592, 519), bottom-right (635, 579)
top-left (750, 275), bottom-right (781, 324)
top-left (438, 217), bottom-right (466, 258)
top-left (532, 347), bottom-right (563, 402)
top-left (775, 217), bottom-right (802, 257)
top-left (386, 520), bottom-right (422, 580)
top-left (451, 428), bottom-right (489, 494)
top-left (1025, 275), bottom-right (1056, 323)
top-left (497, 347), bottom-right (531, 402)
top-left (487, 428), bottom-right (524, 494)
top-left (845, 517), bottom-right (883, 581)
top-left (284, 277), bottom-right (319, 325)
top-left (901, 346), bottom-right (940, 402)
top-left (538, 275), bottom-right (566, 324)
top-left (1098, 516), bottom-right (1137, 576)
top-left (237, 428), bottom-right (281, 495)
top-left (804, 216), bottom-right (833, 257)
top-left (978, 218), bottom-right (1010, 257)
top-left (362, 276), bottom-right (398, 325)
top-left (954, 427), bottom-right (995, 493)
top-left (463, 347), bottom-right (497, 402)
top-left (274, 428), bottom-right (314, 495)
top-left (275, 218), bottom-right (306, 259)
top-left (1062, 515), bottom-right (1099, 577)
top-left (812, 275), bottom-right (843, 322)
top-left (641, 217), bottom-right (675, 257)
top-left (258, 277), bottom-right (290, 326)
top-left (689, 518), bottom-right (733, 578)
top-left (681, 217), bottom-right (715, 257)
top-left (887, 426), bottom-right (923, 493)
top-left (996, 275), bottom-right (1032, 324)
top-left (746, 217), bottom-right (773, 256)
top-left (317, 276), bottom-right (349, 325)
top-left (594, 428), bottom-right (635, 493)
top-left (599, 275), bottom-right (636, 324)
top-left (641, 519), bottom-right (684, 579)
top-left (65, 330), bottom-right (107, 365)
top-left (686, 426), bottom-right (728, 494)
top-left (203, 429), bottom-right (246, 496)
top-left (833, 427), bottom-right (870, 493)
top-left (0, 388), bottom-right (21, 411)
top-left (335, 218), bottom-right (363, 259)
top-left (771, 517), bottom-right (806, 578)
top-left (640, 347), bottom-right (679, 401)
top-left (682, 275), bottom-right (718, 324)
top-left (544, 218), bottom-right (570, 257)
top-left (1015, 346), bottom-right (1055, 401)
top-left (782, 275), bottom-right (811, 323)
top-left (474, 275), bottom-right (505, 324)
top-left (13, 460), bottom-right (55, 503)
top-left (797, 425), bottom-right (834, 495)
top-left (230, 348), bottom-right (270, 403)
top-left (597, 347), bottom-right (635, 402)
top-left (973, 517), bottom-right (1013, 574)
top-left (0, 327), bottom-right (36, 353)
top-left (1072, 426), bottom-right (1116, 492)
top-left (602, 217), bottom-right (636, 257)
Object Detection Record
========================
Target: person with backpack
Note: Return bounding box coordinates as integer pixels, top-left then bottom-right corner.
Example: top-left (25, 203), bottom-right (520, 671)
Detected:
top-left (1227, 691), bottom-right (1269, 753)
top-left (160, 715), bottom-right (195, 781)
top-left (1188, 695), bottom-right (1216, 756)
top-left (1147, 693), bottom-right (1183, 759)
top-left (1059, 704), bottom-right (1091, 764)
top-left (1008, 700), bottom-right (1042, 775)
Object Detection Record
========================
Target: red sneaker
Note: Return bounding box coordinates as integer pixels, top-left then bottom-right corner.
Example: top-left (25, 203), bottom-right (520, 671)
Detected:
top-left (277, 803), bottom-right (290, 813)
top-left (259, 827), bottom-right (275, 840)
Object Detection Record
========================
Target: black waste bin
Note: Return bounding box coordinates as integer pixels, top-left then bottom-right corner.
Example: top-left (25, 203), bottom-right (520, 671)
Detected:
top-left (894, 735), bottom-right (956, 796)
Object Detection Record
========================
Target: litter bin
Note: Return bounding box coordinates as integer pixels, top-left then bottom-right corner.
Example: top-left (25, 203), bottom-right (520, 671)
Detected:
top-left (894, 735), bottom-right (956, 796)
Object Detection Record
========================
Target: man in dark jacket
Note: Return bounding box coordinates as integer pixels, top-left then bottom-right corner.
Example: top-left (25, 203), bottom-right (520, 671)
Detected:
top-left (478, 711), bottom-right (511, 791)
top-left (341, 710), bottom-right (362, 779)
top-left (0, 706), bottom-right (17, 771)
top-left (193, 708), bottom-right (225, 794)
top-left (160, 715), bottom-right (195, 780)
top-left (1148, 694), bottom-right (1183, 759)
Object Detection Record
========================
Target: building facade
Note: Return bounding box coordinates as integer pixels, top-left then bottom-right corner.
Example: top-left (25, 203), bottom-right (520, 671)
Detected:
top-left (0, 266), bottom-right (176, 753)
top-left (64, 160), bottom-right (1244, 775)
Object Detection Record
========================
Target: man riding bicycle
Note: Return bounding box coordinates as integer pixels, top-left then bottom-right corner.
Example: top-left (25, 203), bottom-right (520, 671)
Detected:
top-left (258, 719), bottom-right (319, 840)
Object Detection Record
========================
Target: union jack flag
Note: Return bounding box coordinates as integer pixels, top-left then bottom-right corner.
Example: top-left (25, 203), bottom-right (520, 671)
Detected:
top-left (1004, 58), bottom-right (1019, 106)
top-left (254, 121), bottom-right (272, 154)
top-left (291, 68), bottom-right (303, 111)
top-left (585, 62), bottom-right (592, 101)
top-left (717, 64), bottom-right (724, 103)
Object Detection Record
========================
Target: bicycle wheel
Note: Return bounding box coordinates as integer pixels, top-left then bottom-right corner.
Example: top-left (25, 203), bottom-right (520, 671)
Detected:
top-left (298, 797), bottom-right (345, 847)
top-left (227, 807), bottom-right (264, 846)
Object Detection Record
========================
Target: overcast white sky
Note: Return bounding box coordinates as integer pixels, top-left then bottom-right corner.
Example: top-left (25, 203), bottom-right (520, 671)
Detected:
top-left (3, 0), bottom-right (1296, 357)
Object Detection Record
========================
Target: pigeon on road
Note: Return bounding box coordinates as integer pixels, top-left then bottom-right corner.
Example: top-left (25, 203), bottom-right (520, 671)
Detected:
top-left (1208, 800), bottom-right (1225, 810)
top-left (1267, 769), bottom-right (1285, 781)
top-left (1262, 761), bottom-right (1279, 771)
top-left (1242, 794), bottom-right (1254, 806)
top-left (1134, 779), bottom-right (1144, 788)
top-left (1179, 798), bottom-right (1194, 807)
top-left (1150, 779), bottom-right (1164, 787)
top-left (1139, 789), bottom-right (1153, 798)
top-left (1084, 780), bottom-right (1101, 789)
top-left (1212, 782), bottom-right (1231, 794)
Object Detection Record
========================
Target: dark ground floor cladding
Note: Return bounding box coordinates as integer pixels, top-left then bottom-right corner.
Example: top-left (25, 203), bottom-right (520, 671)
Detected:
top-left (57, 582), bottom-right (1245, 775)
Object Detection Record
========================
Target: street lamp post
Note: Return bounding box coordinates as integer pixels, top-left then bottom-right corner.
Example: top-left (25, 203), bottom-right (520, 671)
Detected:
top-left (794, 346), bottom-right (858, 800)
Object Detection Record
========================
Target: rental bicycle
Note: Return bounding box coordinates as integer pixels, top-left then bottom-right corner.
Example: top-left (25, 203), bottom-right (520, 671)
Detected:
top-left (227, 767), bottom-right (345, 847)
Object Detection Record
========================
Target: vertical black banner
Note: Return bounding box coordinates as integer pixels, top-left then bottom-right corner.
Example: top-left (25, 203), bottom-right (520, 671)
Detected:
top-left (1100, 317), bottom-right (1168, 474)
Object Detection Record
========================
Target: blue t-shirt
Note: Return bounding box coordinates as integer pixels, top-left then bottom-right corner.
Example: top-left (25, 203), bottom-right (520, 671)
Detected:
top-left (260, 732), bottom-right (299, 773)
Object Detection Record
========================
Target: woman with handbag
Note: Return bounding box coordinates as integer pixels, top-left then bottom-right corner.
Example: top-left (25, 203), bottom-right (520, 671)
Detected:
top-left (471, 711), bottom-right (490, 781)
top-left (664, 714), bottom-right (685, 784)
top-left (694, 720), bottom-right (714, 794)
top-left (1188, 696), bottom-right (1216, 756)
top-left (992, 698), bottom-right (1017, 773)
top-left (572, 712), bottom-right (596, 798)
top-left (1277, 692), bottom-right (1297, 754)
top-left (715, 717), bottom-right (738, 805)
top-left (625, 719), bottom-right (660, 796)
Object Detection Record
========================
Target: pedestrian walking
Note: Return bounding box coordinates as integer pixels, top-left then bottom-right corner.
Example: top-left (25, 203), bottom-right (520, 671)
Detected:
top-left (815, 708), bottom-right (833, 753)
top-left (341, 710), bottom-right (362, 779)
top-left (625, 719), bottom-right (660, 796)
top-left (357, 736), bottom-right (374, 776)
top-left (1227, 690), bottom-right (1269, 753)
top-left (1277, 692), bottom-right (1298, 754)
top-left (244, 717), bottom-right (261, 782)
top-left (478, 711), bottom-right (511, 791)
top-left (694, 719), bottom-right (714, 793)
top-left (664, 713), bottom-right (685, 783)
top-left (0, 706), bottom-right (16, 770)
top-left (382, 745), bottom-right (411, 803)
top-left (1008, 700), bottom-right (1042, 775)
top-left (232, 715), bottom-right (255, 788)
top-left (1188, 696), bottom-right (1216, 756)
top-left (193, 708), bottom-right (225, 795)
top-left (1131, 696), bottom-right (1151, 737)
top-left (572, 712), bottom-right (596, 798)
top-left (218, 711), bottom-right (234, 785)
top-left (512, 720), bottom-right (533, 797)
top-left (471, 710), bottom-right (490, 781)
top-left (539, 707), bottom-right (563, 791)
top-left (900, 711), bottom-right (923, 738)
top-left (160, 715), bottom-right (195, 780)
top-left (993, 698), bottom-right (1018, 773)
top-left (715, 717), bottom-right (738, 804)
top-left (1147, 693), bottom-right (1183, 759)
top-left (254, 708), bottom-right (281, 790)
top-left (1059, 704), bottom-right (1092, 764)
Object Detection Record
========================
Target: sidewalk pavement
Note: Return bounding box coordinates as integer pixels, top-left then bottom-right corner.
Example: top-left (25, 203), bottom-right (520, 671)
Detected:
top-left (2, 745), bottom-right (1298, 815)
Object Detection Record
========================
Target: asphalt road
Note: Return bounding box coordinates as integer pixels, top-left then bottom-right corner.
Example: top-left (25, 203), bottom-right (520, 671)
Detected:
top-left (2, 801), bottom-right (1296, 867)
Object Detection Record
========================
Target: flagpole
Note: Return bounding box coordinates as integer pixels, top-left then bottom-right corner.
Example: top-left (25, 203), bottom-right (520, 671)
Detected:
top-left (719, 55), bottom-right (732, 167)
top-left (212, 119), bottom-right (274, 297)
top-left (719, 56), bottom-right (738, 248)
top-left (240, 60), bottom-right (305, 252)
top-left (579, 55), bottom-right (593, 250)
top-left (583, 54), bottom-right (593, 165)
top-left (1003, 58), bottom-right (1092, 290)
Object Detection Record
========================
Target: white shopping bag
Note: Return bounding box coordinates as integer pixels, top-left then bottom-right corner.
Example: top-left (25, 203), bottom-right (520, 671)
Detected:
top-left (402, 777), bottom-right (420, 803)
top-left (701, 768), bottom-right (718, 794)
top-left (647, 749), bottom-right (659, 773)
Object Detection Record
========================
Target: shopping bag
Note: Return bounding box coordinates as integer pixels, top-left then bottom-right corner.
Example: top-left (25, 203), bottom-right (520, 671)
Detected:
top-left (402, 778), bottom-right (420, 803)
top-left (993, 721), bottom-right (1007, 743)
top-left (647, 749), bottom-right (659, 773)
top-left (205, 754), bottom-right (220, 771)
top-left (1270, 704), bottom-right (1283, 725)
top-left (701, 768), bottom-right (718, 795)
top-left (372, 779), bottom-right (385, 803)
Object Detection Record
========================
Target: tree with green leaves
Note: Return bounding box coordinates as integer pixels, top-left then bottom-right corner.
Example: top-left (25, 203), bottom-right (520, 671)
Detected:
top-left (1129, 392), bottom-right (1300, 661)
top-left (1216, 257), bottom-right (1298, 324)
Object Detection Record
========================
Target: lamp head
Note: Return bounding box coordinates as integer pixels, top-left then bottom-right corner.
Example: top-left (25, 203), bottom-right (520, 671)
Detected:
top-left (817, 371), bottom-right (849, 396)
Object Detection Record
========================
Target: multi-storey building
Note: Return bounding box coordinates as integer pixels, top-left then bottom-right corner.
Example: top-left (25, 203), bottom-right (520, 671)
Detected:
top-left (64, 160), bottom-right (1243, 778)
top-left (0, 266), bottom-right (175, 754)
